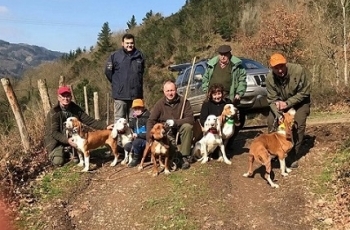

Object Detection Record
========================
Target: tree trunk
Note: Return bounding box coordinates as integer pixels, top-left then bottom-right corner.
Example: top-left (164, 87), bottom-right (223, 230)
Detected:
top-left (93, 92), bottom-right (100, 120)
top-left (341, 0), bottom-right (348, 85)
top-left (84, 86), bottom-right (89, 115)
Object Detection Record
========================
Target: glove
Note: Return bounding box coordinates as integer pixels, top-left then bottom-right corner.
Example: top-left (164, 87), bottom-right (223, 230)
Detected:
top-left (165, 119), bottom-right (175, 127)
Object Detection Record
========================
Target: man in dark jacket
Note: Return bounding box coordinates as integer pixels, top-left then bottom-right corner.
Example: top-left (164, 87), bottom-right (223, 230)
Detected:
top-left (124, 99), bottom-right (150, 167)
top-left (44, 86), bottom-right (113, 166)
top-left (147, 80), bottom-right (194, 170)
top-left (266, 53), bottom-right (311, 168)
top-left (105, 33), bottom-right (145, 122)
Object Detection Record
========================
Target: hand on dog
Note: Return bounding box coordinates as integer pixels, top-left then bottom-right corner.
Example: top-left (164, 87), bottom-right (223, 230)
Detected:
top-left (106, 124), bottom-right (114, 130)
top-left (275, 101), bottom-right (288, 111)
top-left (165, 119), bottom-right (175, 127)
top-left (132, 133), bottom-right (138, 139)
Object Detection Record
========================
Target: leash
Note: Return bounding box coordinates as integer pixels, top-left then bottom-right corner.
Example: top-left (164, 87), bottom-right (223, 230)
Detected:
top-left (269, 116), bottom-right (279, 133)
top-left (90, 163), bottom-right (154, 181)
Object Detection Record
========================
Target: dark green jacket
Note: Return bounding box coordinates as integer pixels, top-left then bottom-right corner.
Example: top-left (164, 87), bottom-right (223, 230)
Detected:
top-left (44, 102), bottom-right (107, 153)
top-left (202, 55), bottom-right (247, 100)
top-left (147, 94), bottom-right (194, 141)
top-left (266, 63), bottom-right (311, 116)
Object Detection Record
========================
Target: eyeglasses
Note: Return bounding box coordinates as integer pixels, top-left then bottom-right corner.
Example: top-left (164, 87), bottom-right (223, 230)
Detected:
top-left (59, 94), bottom-right (72, 99)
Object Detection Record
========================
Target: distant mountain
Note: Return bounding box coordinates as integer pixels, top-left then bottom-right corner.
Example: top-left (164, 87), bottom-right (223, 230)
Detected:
top-left (0, 40), bottom-right (64, 79)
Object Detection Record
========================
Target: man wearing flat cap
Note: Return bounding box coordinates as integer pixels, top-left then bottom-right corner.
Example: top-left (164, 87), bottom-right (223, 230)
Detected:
top-left (203, 45), bottom-right (247, 102)
top-left (265, 53), bottom-right (311, 168)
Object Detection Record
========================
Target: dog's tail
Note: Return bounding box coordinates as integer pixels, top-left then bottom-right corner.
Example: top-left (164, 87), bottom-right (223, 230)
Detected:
top-left (111, 125), bottom-right (118, 139)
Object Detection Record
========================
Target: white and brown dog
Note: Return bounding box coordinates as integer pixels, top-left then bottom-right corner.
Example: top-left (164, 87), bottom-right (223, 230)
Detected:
top-left (193, 115), bottom-right (231, 165)
top-left (111, 118), bottom-right (133, 166)
top-left (138, 123), bottom-right (172, 176)
top-left (243, 108), bottom-right (296, 188)
top-left (219, 103), bottom-right (239, 148)
top-left (65, 117), bottom-right (119, 172)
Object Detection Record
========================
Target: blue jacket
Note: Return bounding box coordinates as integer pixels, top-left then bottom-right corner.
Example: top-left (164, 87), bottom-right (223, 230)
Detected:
top-left (105, 48), bottom-right (145, 100)
top-left (129, 109), bottom-right (150, 140)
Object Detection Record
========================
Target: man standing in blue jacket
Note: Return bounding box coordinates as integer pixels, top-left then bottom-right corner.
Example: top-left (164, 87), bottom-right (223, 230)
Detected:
top-left (105, 33), bottom-right (145, 122)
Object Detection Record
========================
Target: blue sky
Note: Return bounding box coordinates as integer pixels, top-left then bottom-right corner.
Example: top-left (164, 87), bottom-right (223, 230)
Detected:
top-left (0, 0), bottom-right (186, 53)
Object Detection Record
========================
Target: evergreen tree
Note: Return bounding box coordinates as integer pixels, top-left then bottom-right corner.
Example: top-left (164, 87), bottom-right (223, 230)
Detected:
top-left (127, 15), bottom-right (137, 29)
top-left (142, 10), bottom-right (153, 23)
top-left (96, 22), bottom-right (113, 55)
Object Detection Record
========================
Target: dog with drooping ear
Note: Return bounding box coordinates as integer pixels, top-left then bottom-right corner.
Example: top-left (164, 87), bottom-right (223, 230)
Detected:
top-left (65, 117), bottom-right (119, 172)
top-left (193, 114), bottom-right (231, 165)
top-left (243, 108), bottom-right (296, 188)
top-left (138, 123), bottom-right (173, 176)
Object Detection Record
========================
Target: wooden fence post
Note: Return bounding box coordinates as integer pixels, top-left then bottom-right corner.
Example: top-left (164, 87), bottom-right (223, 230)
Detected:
top-left (93, 92), bottom-right (100, 120)
top-left (84, 86), bottom-right (89, 115)
top-left (59, 75), bottom-right (65, 87)
top-left (1, 78), bottom-right (31, 153)
top-left (37, 79), bottom-right (52, 116)
top-left (68, 84), bottom-right (76, 102)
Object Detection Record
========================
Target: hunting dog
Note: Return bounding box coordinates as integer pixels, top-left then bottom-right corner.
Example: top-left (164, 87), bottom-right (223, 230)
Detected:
top-left (65, 117), bottom-right (119, 172)
top-left (138, 123), bottom-right (172, 176)
top-left (219, 103), bottom-right (239, 148)
top-left (242, 108), bottom-right (296, 188)
top-left (112, 118), bottom-right (134, 166)
top-left (193, 115), bottom-right (231, 165)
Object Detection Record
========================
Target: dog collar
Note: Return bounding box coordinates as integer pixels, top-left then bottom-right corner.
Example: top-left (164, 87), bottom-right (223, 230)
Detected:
top-left (225, 118), bottom-right (234, 125)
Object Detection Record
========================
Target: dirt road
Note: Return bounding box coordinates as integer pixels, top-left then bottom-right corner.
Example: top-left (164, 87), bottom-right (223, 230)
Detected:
top-left (45, 121), bottom-right (349, 230)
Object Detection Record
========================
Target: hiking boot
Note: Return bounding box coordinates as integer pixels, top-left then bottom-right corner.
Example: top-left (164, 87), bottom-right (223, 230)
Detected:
top-left (128, 155), bottom-right (140, 168)
top-left (290, 161), bottom-right (299, 168)
top-left (181, 156), bottom-right (191, 170)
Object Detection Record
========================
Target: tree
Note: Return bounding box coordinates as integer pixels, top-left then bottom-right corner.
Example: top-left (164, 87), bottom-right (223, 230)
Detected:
top-left (127, 15), bottom-right (137, 29)
top-left (142, 10), bottom-right (153, 23)
top-left (96, 22), bottom-right (113, 56)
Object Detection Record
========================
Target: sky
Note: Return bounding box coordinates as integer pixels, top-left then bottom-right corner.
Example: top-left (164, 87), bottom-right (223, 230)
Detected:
top-left (0, 0), bottom-right (186, 53)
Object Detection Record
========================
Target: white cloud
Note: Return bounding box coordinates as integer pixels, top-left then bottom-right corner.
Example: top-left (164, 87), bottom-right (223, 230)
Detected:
top-left (0, 6), bottom-right (9, 14)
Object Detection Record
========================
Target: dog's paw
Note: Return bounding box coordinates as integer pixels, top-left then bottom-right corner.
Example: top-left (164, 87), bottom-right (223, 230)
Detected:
top-left (110, 160), bottom-right (118, 167)
top-left (286, 168), bottom-right (292, 173)
top-left (120, 160), bottom-right (128, 165)
top-left (224, 159), bottom-right (232, 165)
top-left (137, 165), bottom-right (144, 171)
top-left (281, 172), bottom-right (289, 177)
top-left (243, 172), bottom-right (250, 177)
top-left (217, 156), bottom-right (223, 162)
top-left (152, 171), bottom-right (159, 177)
top-left (164, 169), bottom-right (171, 175)
top-left (77, 162), bottom-right (84, 167)
top-left (201, 157), bottom-right (209, 164)
top-left (271, 183), bottom-right (280, 188)
top-left (81, 167), bottom-right (89, 172)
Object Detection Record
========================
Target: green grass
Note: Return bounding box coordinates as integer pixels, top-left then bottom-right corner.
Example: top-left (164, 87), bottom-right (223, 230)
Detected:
top-left (141, 167), bottom-right (215, 230)
top-left (17, 162), bottom-right (83, 229)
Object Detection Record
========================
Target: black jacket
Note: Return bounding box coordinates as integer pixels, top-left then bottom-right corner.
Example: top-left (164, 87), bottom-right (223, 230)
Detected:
top-left (105, 48), bottom-right (145, 100)
top-left (199, 98), bottom-right (232, 126)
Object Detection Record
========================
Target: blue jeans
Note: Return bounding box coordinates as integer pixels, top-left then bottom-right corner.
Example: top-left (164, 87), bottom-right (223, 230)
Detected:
top-left (124, 138), bottom-right (147, 156)
top-left (114, 99), bottom-right (132, 122)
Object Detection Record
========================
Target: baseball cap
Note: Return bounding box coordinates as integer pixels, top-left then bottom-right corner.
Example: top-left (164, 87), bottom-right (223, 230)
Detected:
top-left (57, 86), bottom-right (71, 95)
top-left (132, 99), bottom-right (144, 108)
top-left (269, 53), bottom-right (287, 67)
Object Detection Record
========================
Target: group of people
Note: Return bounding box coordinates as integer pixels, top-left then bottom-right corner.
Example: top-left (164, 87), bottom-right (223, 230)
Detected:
top-left (44, 33), bottom-right (311, 171)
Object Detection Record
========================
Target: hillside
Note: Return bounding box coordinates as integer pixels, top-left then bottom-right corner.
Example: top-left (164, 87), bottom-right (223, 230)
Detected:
top-left (0, 39), bottom-right (63, 79)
